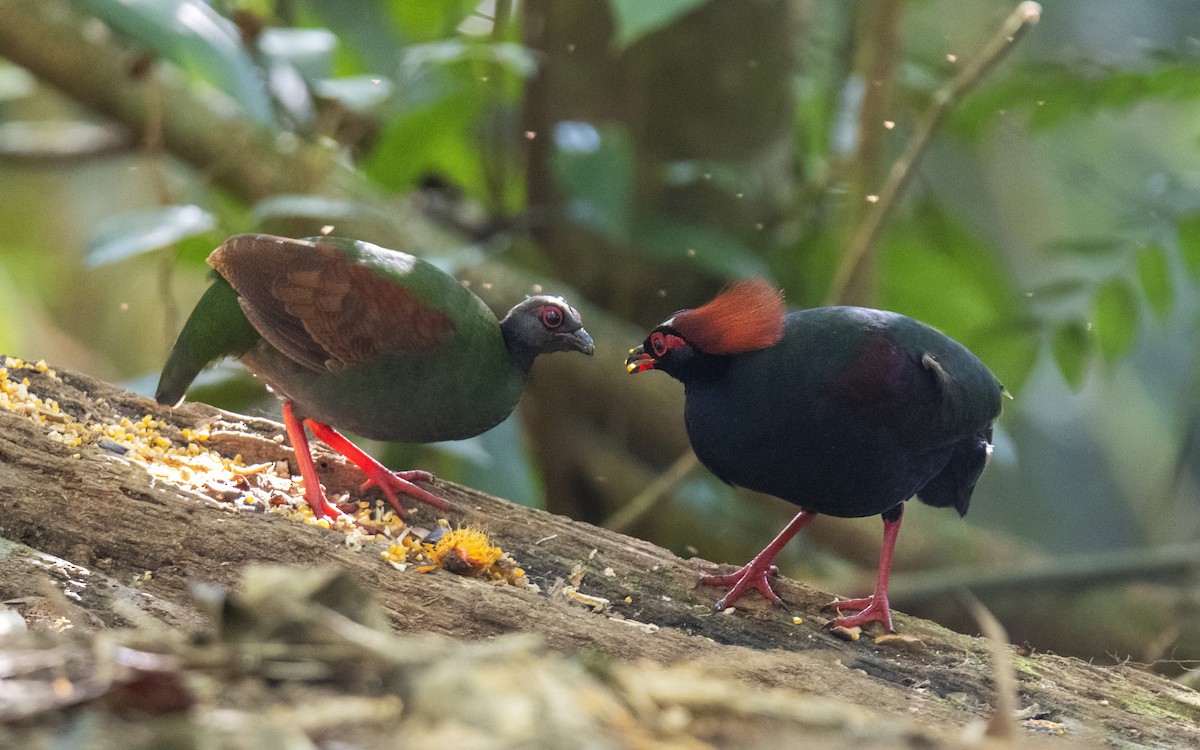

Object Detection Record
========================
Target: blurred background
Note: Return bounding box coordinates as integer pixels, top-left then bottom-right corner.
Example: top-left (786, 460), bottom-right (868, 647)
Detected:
top-left (1, 0), bottom-right (1199, 678)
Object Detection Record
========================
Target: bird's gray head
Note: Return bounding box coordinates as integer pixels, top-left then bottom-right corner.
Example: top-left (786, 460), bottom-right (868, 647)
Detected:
top-left (500, 295), bottom-right (595, 367)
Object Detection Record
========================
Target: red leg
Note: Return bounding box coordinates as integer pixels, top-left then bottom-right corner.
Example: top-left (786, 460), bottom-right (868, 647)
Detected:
top-left (826, 506), bottom-right (903, 632)
top-left (305, 419), bottom-right (448, 516)
top-left (701, 510), bottom-right (816, 611)
top-left (282, 403), bottom-right (346, 520)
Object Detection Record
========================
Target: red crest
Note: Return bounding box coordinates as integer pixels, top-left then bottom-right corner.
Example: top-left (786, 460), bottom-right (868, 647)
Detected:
top-left (672, 279), bottom-right (785, 355)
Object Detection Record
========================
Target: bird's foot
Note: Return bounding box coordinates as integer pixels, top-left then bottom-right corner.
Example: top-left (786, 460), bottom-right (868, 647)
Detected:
top-left (303, 419), bottom-right (450, 518)
top-left (360, 468), bottom-right (448, 517)
top-left (297, 480), bottom-right (352, 522)
top-left (823, 594), bottom-right (895, 633)
top-left (700, 563), bottom-right (782, 611)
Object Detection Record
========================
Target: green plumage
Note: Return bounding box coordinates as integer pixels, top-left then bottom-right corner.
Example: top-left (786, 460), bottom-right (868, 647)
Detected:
top-left (155, 276), bottom-right (259, 407)
top-left (156, 234), bottom-right (593, 443)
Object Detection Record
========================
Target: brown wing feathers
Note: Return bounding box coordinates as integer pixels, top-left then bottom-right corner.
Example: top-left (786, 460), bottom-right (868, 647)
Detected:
top-left (210, 235), bottom-right (453, 372)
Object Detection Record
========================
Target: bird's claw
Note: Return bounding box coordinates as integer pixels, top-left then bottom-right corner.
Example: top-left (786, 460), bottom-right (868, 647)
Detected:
top-left (701, 563), bottom-right (782, 611)
top-left (298, 480), bottom-right (353, 522)
top-left (822, 595), bottom-right (894, 633)
top-left (313, 498), bottom-right (349, 521)
top-left (360, 468), bottom-right (434, 490)
top-left (360, 468), bottom-right (448, 517)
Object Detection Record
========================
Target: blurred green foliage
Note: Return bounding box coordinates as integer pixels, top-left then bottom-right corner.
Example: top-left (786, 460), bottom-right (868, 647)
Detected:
top-left (1, 1), bottom-right (1200, 615)
top-left (87, 0), bottom-right (275, 123)
top-left (607, 0), bottom-right (710, 48)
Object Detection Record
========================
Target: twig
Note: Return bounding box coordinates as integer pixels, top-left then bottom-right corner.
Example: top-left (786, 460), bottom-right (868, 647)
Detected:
top-left (961, 591), bottom-right (1015, 742)
top-left (603, 451), bottom-right (699, 533)
top-left (138, 65), bottom-right (183, 350)
top-left (834, 0), bottom-right (904, 306)
top-left (889, 540), bottom-right (1200, 603)
top-left (825, 1), bottom-right (1042, 305)
top-left (483, 0), bottom-right (515, 217)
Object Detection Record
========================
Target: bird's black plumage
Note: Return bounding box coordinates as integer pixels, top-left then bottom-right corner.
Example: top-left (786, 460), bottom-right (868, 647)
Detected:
top-left (676, 306), bottom-right (1000, 519)
top-left (627, 280), bottom-right (1003, 631)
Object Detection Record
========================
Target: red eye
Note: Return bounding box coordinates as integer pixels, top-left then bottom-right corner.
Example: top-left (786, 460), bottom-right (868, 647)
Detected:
top-left (648, 331), bottom-right (687, 358)
top-left (650, 332), bottom-right (668, 357)
top-left (540, 305), bottom-right (564, 329)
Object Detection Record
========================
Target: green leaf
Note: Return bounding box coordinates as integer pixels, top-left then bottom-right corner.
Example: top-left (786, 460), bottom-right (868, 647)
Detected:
top-left (882, 203), bottom-right (1021, 341)
top-left (85, 0), bottom-right (273, 125)
top-left (881, 201), bottom-right (1043, 393)
top-left (401, 40), bottom-right (537, 80)
top-left (256, 28), bottom-right (338, 129)
top-left (608, 0), bottom-right (711, 48)
top-left (973, 319), bottom-right (1039, 395)
top-left (437, 414), bottom-right (540, 508)
top-left (314, 76), bottom-right (395, 111)
top-left (0, 120), bottom-right (126, 158)
top-left (551, 122), bottom-right (635, 242)
top-left (258, 28), bottom-right (337, 81)
top-left (364, 96), bottom-right (488, 195)
top-left (86, 205), bottom-right (217, 267)
top-left (1052, 321), bottom-right (1092, 390)
top-left (661, 159), bottom-right (762, 199)
top-left (954, 61), bottom-right (1200, 140)
top-left (631, 216), bottom-right (771, 278)
top-left (300, 0), bottom-right (406, 75)
top-left (0, 62), bottom-right (35, 104)
top-left (1091, 279), bottom-right (1138, 363)
top-left (1178, 214), bottom-right (1200, 280)
top-left (1024, 278), bottom-right (1090, 303)
top-left (364, 38), bottom-right (529, 201)
top-left (251, 195), bottom-right (377, 224)
top-left (380, 0), bottom-right (482, 43)
top-left (1136, 244), bottom-right (1173, 322)
top-left (1041, 237), bottom-right (1127, 258)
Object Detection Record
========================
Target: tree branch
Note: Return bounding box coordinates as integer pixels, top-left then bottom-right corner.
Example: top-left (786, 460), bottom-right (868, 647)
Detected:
top-left (604, 451), bottom-right (700, 533)
top-left (1, 359), bottom-right (1198, 747)
top-left (826, 1), bottom-right (1042, 305)
top-left (890, 541), bottom-right (1200, 601)
top-left (833, 0), bottom-right (905, 306)
top-left (0, 0), bottom-right (308, 203)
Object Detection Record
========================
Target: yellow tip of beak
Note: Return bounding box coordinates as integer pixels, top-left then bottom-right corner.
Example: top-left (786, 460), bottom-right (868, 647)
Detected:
top-left (625, 362), bottom-right (636, 373)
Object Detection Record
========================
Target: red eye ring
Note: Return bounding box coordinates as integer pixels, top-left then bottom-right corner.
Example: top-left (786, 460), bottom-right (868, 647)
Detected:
top-left (648, 331), bottom-right (688, 358)
top-left (650, 332), bottom-right (667, 357)
top-left (540, 305), bottom-right (564, 329)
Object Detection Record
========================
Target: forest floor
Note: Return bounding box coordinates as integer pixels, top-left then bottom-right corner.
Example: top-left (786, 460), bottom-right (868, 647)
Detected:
top-left (1, 357), bottom-right (1198, 749)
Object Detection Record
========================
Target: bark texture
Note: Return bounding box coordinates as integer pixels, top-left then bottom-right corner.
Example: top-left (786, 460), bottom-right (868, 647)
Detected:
top-left (0, 359), bottom-right (1197, 748)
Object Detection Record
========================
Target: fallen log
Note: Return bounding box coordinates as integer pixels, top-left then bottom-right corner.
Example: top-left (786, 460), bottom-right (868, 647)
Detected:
top-left (0, 357), bottom-right (1197, 748)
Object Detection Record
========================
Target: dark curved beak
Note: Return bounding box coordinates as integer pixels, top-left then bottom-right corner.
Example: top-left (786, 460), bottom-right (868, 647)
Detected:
top-left (559, 327), bottom-right (595, 355)
top-left (625, 344), bottom-right (655, 373)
